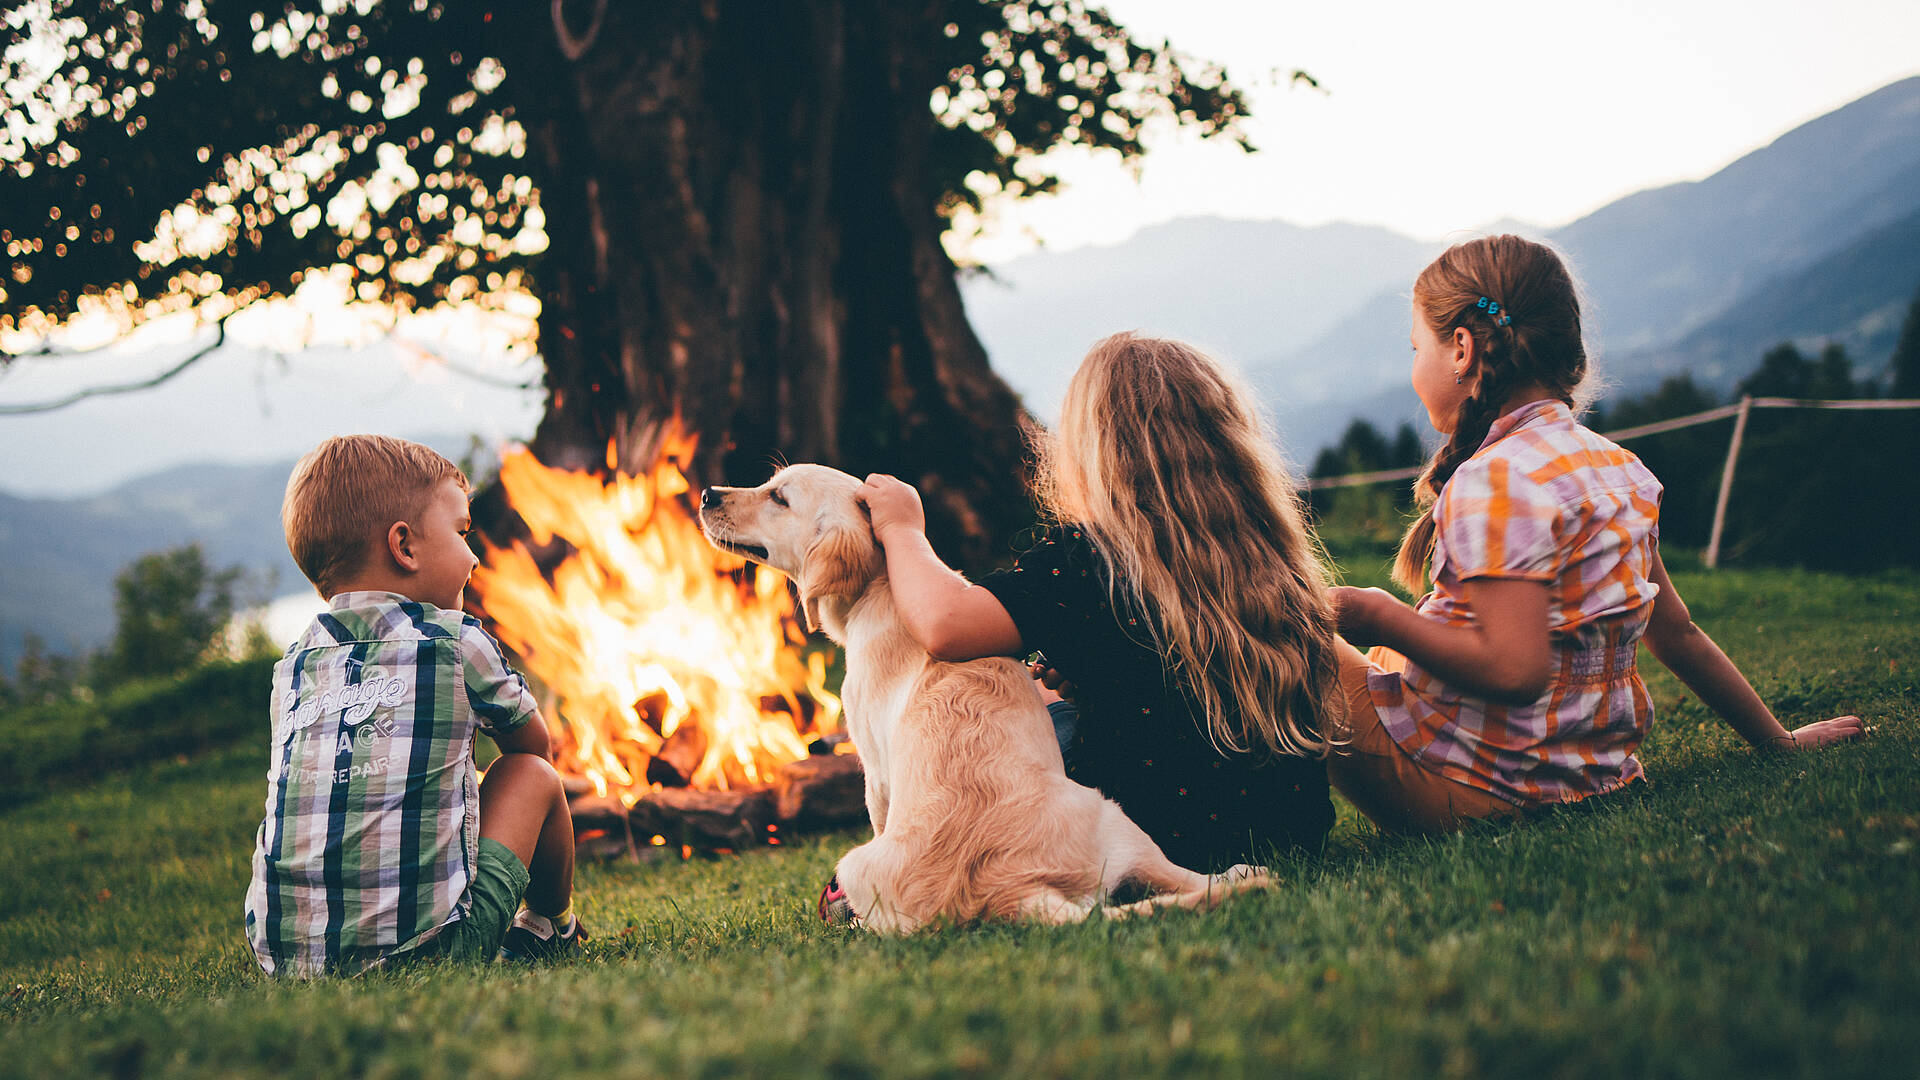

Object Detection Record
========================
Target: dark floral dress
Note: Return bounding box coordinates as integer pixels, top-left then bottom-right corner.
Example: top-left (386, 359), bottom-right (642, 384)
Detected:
top-left (978, 525), bottom-right (1334, 871)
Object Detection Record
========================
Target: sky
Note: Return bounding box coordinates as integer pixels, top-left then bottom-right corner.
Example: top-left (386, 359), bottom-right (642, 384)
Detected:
top-left (3, 0), bottom-right (1919, 496)
top-left (952, 0), bottom-right (1920, 261)
top-left (0, 294), bottom-right (545, 497)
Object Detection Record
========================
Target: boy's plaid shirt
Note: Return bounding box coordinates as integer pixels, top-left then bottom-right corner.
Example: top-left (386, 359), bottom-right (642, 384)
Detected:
top-left (243, 591), bottom-right (535, 975)
top-left (1368, 400), bottom-right (1665, 807)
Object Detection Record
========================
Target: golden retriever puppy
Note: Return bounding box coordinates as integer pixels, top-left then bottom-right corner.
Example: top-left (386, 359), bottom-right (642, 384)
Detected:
top-left (698, 464), bottom-right (1270, 932)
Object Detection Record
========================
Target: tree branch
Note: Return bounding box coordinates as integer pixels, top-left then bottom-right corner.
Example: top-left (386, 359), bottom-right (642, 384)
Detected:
top-left (394, 338), bottom-right (546, 392)
top-left (551, 0), bottom-right (608, 61)
top-left (0, 315), bottom-right (231, 416)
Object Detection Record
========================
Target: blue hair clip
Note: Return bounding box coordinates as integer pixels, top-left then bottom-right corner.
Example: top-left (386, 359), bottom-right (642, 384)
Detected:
top-left (1476, 296), bottom-right (1513, 326)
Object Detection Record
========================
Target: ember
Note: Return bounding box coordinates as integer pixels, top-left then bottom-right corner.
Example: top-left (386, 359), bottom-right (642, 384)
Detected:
top-left (469, 424), bottom-right (850, 833)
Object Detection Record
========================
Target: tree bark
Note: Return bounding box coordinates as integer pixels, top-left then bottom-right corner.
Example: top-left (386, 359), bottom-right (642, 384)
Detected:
top-left (515, 0), bottom-right (1034, 566)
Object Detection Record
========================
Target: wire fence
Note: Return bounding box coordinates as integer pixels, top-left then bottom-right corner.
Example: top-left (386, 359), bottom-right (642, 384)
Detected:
top-left (1301, 395), bottom-right (1920, 568)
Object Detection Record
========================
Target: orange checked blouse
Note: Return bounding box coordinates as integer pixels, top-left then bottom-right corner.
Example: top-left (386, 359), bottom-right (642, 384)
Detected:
top-left (1367, 399), bottom-right (1665, 806)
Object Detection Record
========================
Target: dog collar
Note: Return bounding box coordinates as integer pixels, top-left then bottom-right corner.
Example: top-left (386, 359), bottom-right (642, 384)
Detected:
top-left (818, 873), bottom-right (861, 928)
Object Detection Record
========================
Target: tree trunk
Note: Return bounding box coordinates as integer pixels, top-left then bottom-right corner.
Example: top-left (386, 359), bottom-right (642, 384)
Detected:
top-left (514, 0), bottom-right (1034, 566)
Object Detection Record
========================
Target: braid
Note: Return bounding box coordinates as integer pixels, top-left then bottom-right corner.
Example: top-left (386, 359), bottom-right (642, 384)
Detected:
top-left (1390, 326), bottom-right (1518, 592)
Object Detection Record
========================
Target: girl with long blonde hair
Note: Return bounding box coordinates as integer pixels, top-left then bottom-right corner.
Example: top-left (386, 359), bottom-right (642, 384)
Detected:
top-left (1328, 235), bottom-right (1862, 833)
top-left (861, 332), bottom-right (1345, 869)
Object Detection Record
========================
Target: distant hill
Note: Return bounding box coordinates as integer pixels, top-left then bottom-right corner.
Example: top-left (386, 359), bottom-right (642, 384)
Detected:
top-left (0, 461), bottom-right (301, 671)
top-left (970, 77), bottom-right (1920, 460)
top-left (961, 217), bottom-right (1434, 421)
top-left (1611, 206), bottom-right (1920, 392)
top-left (1253, 285), bottom-right (1430, 460)
top-left (1249, 75), bottom-right (1920, 458)
top-left (1255, 205), bottom-right (1920, 459)
top-left (0, 433), bottom-right (489, 672)
top-left (1553, 80), bottom-right (1920, 354)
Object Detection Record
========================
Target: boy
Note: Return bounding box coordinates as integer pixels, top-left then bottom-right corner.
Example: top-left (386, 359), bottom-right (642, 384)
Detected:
top-left (244, 435), bottom-right (584, 975)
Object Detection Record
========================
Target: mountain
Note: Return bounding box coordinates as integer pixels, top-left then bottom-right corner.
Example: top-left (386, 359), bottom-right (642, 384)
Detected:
top-left (0, 461), bottom-right (301, 671)
top-left (961, 217), bottom-right (1434, 422)
top-left (1611, 206), bottom-right (1920, 391)
top-left (0, 433), bottom-right (490, 672)
top-left (1552, 80), bottom-right (1920, 354)
top-left (1251, 75), bottom-right (1920, 457)
top-left (1253, 285), bottom-right (1429, 458)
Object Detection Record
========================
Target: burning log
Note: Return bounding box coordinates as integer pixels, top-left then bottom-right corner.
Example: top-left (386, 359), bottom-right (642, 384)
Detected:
top-left (630, 786), bottom-right (778, 852)
top-left (566, 794), bottom-right (638, 861)
top-left (568, 794), bottom-right (630, 831)
top-left (633, 691), bottom-right (673, 736)
top-left (567, 754), bottom-right (869, 858)
top-left (645, 723), bottom-right (710, 788)
top-left (771, 754), bottom-right (866, 827)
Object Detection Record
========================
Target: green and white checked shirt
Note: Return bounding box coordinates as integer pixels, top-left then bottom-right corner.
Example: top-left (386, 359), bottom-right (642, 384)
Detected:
top-left (244, 591), bottom-right (535, 975)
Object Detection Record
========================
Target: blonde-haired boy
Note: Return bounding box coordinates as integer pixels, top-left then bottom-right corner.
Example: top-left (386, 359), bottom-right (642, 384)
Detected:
top-left (244, 434), bottom-right (583, 974)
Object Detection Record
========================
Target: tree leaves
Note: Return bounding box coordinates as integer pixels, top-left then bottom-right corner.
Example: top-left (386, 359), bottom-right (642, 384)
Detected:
top-left (2, 0), bottom-right (1251, 340)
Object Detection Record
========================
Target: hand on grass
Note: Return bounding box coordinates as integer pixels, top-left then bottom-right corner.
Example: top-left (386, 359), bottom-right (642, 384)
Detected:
top-left (1782, 715), bottom-right (1866, 750)
top-left (857, 474), bottom-right (925, 546)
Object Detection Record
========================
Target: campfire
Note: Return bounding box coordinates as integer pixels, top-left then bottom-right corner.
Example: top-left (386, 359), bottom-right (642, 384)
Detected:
top-left (469, 425), bottom-right (865, 856)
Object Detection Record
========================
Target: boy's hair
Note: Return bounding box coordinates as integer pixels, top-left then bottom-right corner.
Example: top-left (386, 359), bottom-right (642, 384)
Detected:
top-left (1392, 235), bottom-right (1589, 592)
top-left (283, 435), bottom-right (471, 597)
top-left (1032, 332), bottom-right (1344, 760)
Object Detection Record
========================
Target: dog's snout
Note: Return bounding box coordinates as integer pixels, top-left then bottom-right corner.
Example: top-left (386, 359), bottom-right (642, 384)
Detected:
top-left (700, 487), bottom-right (722, 510)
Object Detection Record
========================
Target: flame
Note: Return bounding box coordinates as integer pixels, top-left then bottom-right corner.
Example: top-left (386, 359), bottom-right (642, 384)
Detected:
top-left (470, 424), bottom-right (841, 803)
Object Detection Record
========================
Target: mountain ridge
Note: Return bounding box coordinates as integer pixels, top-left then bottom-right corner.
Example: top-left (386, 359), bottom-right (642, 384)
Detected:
top-left (1241, 74), bottom-right (1920, 455)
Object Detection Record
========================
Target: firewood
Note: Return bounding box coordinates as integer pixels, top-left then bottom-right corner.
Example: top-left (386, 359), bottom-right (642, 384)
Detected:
top-left (568, 793), bottom-right (639, 860)
top-left (645, 722), bottom-right (709, 788)
top-left (771, 753), bottom-right (866, 825)
top-left (567, 793), bottom-right (629, 832)
top-left (633, 691), bottom-right (673, 736)
top-left (629, 786), bottom-right (776, 851)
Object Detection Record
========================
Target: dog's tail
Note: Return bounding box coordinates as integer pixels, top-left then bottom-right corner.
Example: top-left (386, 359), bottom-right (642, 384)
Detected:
top-left (1099, 863), bottom-right (1273, 920)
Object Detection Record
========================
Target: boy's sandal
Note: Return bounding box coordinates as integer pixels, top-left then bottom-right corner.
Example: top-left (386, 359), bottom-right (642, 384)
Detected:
top-left (498, 913), bottom-right (589, 962)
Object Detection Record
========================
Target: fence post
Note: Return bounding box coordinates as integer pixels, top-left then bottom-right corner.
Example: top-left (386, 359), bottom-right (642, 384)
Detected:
top-left (1704, 395), bottom-right (1754, 570)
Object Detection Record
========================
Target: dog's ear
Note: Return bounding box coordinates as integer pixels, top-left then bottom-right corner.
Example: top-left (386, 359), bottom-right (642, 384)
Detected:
top-left (798, 520), bottom-right (877, 632)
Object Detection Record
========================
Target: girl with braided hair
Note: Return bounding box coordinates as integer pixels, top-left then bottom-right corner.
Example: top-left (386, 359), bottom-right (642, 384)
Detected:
top-left (1328, 234), bottom-right (1862, 833)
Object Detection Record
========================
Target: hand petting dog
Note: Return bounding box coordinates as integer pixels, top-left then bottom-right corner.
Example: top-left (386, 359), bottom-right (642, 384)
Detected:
top-left (857, 473), bottom-right (924, 547)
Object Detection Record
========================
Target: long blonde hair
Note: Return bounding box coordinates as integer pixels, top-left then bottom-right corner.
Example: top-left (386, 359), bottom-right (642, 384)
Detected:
top-left (1392, 235), bottom-right (1590, 592)
top-left (1033, 332), bottom-right (1343, 759)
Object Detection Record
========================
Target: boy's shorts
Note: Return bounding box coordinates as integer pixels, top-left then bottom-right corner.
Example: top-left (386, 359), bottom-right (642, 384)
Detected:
top-left (405, 838), bottom-right (530, 963)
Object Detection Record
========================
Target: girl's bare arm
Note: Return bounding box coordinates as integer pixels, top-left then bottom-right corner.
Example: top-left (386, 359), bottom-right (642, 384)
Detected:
top-left (1640, 547), bottom-right (1863, 749)
top-left (857, 474), bottom-right (1022, 662)
top-left (1332, 578), bottom-right (1553, 705)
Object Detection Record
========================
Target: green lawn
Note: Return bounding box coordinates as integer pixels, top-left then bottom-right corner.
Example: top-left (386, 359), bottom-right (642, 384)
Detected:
top-left (2, 560), bottom-right (1916, 1079)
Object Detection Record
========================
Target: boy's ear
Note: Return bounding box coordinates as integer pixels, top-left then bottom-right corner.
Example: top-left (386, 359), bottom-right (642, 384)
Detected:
top-left (387, 521), bottom-right (419, 572)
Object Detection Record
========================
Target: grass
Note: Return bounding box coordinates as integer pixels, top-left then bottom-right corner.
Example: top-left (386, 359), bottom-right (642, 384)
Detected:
top-left (0, 656), bottom-right (276, 809)
top-left (1, 557), bottom-right (1917, 1079)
